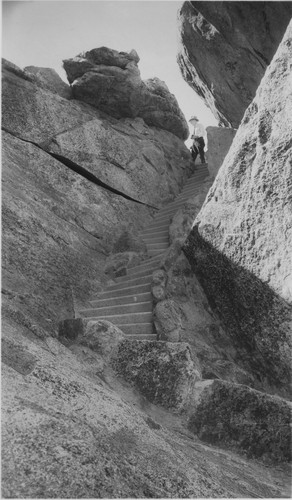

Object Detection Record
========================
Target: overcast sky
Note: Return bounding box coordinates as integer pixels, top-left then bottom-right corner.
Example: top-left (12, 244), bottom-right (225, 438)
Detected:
top-left (2, 1), bottom-right (218, 143)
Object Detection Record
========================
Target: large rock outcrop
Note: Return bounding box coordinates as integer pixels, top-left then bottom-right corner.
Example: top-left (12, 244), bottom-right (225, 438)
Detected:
top-left (24, 65), bottom-right (72, 99)
top-left (188, 380), bottom-right (292, 463)
top-left (184, 21), bottom-right (292, 397)
top-left (206, 126), bottom-right (237, 178)
top-left (3, 319), bottom-right (290, 498)
top-left (152, 174), bottom-right (256, 388)
top-left (178, 1), bottom-right (292, 127)
top-left (2, 57), bottom-right (192, 339)
top-left (63, 47), bottom-right (189, 140)
top-left (112, 340), bottom-right (200, 413)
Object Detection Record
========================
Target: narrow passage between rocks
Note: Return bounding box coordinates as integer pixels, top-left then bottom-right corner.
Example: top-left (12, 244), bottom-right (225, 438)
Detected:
top-left (78, 164), bottom-right (209, 339)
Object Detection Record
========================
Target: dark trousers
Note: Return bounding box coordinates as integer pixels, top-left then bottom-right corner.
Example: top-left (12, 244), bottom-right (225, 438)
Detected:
top-left (191, 137), bottom-right (205, 163)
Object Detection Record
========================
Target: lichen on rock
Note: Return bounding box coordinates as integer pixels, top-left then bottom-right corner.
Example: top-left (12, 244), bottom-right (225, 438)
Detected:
top-left (112, 339), bottom-right (201, 412)
top-left (188, 380), bottom-right (292, 463)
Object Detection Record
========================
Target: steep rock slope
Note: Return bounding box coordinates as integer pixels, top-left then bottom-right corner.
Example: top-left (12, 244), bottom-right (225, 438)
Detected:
top-left (3, 319), bottom-right (291, 498)
top-left (24, 64), bottom-right (72, 99)
top-left (2, 57), bottom-right (191, 338)
top-left (177, 1), bottom-right (292, 127)
top-left (63, 47), bottom-right (189, 140)
top-left (184, 21), bottom-right (292, 397)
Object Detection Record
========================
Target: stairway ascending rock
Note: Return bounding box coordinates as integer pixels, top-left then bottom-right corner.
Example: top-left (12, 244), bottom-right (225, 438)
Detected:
top-left (79, 165), bottom-right (209, 339)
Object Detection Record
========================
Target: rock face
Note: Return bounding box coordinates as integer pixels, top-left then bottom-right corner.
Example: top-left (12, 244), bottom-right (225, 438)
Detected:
top-left (63, 47), bottom-right (189, 140)
top-left (3, 320), bottom-right (290, 498)
top-left (184, 21), bottom-right (292, 397)
top-left (206, 126), bottom-right (237, 177)
top-left (2, 57), bottom-right (191, 338)
top-left (112, 340), bottom-right (200, 412)
top-left (177, 1), bottom-right (292, 127)
top-left (188, 380), bottom-right (292, 463)
top-left (24, 65), bottom-right (72, 99)
top-left (2, 31), bottom-right (292, 497)
top-left (151, 172), bottom-right (256, 388)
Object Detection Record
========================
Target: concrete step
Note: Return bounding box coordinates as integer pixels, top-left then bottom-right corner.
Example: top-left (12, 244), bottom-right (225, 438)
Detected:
top-left (97, 282), bottom-right (151, 299)
top-left (114, 268), bottom-right (155, 282)
top-left (116, 323), bottom-right (153, 335)
top-left (187, 170), bottom-right (208, 178)
top-left (83, 311), bottom-right (152, 324)
top-left (150, 214), bottom-right (172, 223)
top-left (140, 234), bottom-right (169, 243)
top-left (79, 301), bottom-right (152, 318)
top-left (158, 191), bottom-right (204, 212)
top-left (183, 176), bottom-right (207, 186)
top-left (107, 273), bottom-right (152, 288)
top-left (89, 291), bottom-right (152, 308)
top-left (127, 260), bottom-right (161, 276)
top-left (141, 235), bottom-right (169, 244)
top-left (149, 217), bottom-right (173, 226)
top-left (182, 179), bottom-right (207, 188)
top-left (146, 242), bottom-right (169, 251)
top-left (123, 334), bottom-right (157, 341)
top-left (179, 186), bottom-right (205, 196)
top-left (176, 186), bottom-right (204, 197)
top-left (143, 221), bottom-right (170, 230)
top-left (156, 205), bottom-right (187, 216)
top-left (140, 227), bottom-right (169, 236)
top-left (148, 249), bottom-right (165, 257)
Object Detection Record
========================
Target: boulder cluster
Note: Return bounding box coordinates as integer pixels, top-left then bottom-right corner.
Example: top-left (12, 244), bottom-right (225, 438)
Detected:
top-left (63, 47), bottom-right (189, 140)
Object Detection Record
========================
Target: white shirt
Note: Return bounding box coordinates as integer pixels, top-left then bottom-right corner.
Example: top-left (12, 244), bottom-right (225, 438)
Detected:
top-left (193, 122), bottom-right (206, 138)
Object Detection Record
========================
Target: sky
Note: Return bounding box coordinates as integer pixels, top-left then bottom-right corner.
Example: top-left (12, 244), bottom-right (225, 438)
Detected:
top-left (2, 0), bottom-right (218, 145)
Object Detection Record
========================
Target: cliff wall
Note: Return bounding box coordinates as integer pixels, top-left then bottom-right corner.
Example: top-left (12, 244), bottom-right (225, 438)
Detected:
top-left (2, 57), bottom-right (191, 338)
top-left (184, 21), bottom-right (292, 397)
top-left (178, 1), bottom-right (292, 127)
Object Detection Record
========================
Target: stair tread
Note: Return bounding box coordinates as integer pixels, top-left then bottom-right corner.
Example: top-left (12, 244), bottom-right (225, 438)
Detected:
top-left (106, 274), bottom-right (153, 288)
top-left (89, 292), bottom-right (152, 307)
top-left (81, 168), bottom-right (210, 343)
top-left (80, 300), bottom-right (151, 312)
top-left (116, 322), bottom-right (153, 326)
top-left (96, 283), bottom-right (151, 298)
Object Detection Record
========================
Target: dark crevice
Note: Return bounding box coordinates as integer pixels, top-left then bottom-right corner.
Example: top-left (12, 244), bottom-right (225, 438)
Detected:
top-left (2, 127), bottom-right (159, 210)
top-left (253, 48), bottom-right (269, 67)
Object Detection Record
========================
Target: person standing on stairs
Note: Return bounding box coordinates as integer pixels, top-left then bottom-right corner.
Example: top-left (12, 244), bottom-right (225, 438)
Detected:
top-left (189, 116), bottom-right (207, 165)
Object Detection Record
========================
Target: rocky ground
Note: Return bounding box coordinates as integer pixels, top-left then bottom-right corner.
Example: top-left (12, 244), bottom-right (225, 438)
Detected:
top-left (2, 318), bottom-right (291, 498)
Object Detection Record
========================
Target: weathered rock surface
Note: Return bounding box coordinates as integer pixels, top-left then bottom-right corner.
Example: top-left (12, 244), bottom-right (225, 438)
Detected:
top-left (2, 58), bottom-right (191, 208)
top-left (63, 47), bottom-right (189, 139)
top-left (184, 22), bottom-right (292, 397)
top-left (3, 319), bottom-right (291, 498)
top-left (178, 1), bottom-right (292, 126)
top-left (154, 252), bottom-right (255, 387)
top-left (59, 318), bottom-right (125, 373)
top-left (168, 175), bottom-right (213, 245)
top-left (153, 299), bottom-right (184, 342)
top-left (189, 380), bottom-right (292, 463)
top-left (206, 126), bottom-right (237, 177)
top-left (151, 172), bottom-right (255, 387)
top-left (112, 340), bottom-right (200, 412)
top-left (2, 57), bottom-right (192, 338)
top-left (24, 65), bottom-right (72, 99)
top-left (2, 129), bottom-right (152, 337)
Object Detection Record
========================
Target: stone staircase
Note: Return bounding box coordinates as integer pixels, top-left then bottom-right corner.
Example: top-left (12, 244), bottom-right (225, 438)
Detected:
top-left (79, 165), bottom-right (209, 339)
